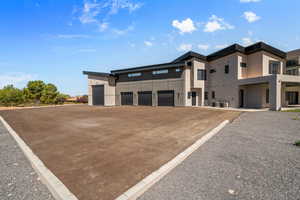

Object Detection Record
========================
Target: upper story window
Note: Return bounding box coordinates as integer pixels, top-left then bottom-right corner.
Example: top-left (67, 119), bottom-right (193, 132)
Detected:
top-left (197, 69), bottom-right (207, 80)
top-left (152, 69), bottom-right (168, 75)
top-left (286, 60), bottom-right (298, 67)
top-left (269, 61), bottom-right (281, 74)
top-left (240, 62), bottom-right (247, 68)
top-left (225, 65), bottom-right (229, 74)
top-left (128, 72), bottom-right (142, 77)
top-left (175, 68), bottom-right (182, 72)
top-left (212, 91), bottom-right (215, 99)
top-left (210, 69), bottom-right (216, 73)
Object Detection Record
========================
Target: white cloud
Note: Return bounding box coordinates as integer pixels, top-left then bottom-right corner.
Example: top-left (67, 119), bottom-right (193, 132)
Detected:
top-left (112, 25), bottom-right (134, 35)
top-left (242, 37), bottom-right (254, 46)
top-left (204, 15), bottom-right (234, 32)
top-left (99, 22), bottom-right (109, 32)
top-left (215, 44), bottom-right (228, 49)
top-left (79, 0), bottom-right (142, 25)
top-left (198, 44), bottom-right (210, 51)
top-left (243, 11), bottom-right (261, 23)
top-left (144, 41), bottom-right (153, 47)
top-left (172, 18), bottom-right (197, 34)
top-left (0, 73), bottom-right (36, 89)
top-left (240, 0), bottom-right (261, 3)
top-left (57, 34), bottom-right (90, 39)
top-left (177, 44), bottom-right (192, 52)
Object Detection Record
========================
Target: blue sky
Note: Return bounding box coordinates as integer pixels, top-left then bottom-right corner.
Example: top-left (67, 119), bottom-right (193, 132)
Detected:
top-left (1, 0), bottom-right (300, 95)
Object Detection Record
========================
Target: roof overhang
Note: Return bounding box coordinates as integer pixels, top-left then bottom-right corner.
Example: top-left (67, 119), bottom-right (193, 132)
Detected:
top-left (82, 71), bottom-right (114, 77)
top-left (111, 62), bottom-right (186, 74)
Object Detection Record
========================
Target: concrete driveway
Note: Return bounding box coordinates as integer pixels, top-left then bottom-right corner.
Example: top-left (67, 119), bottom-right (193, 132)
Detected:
top-left (139, 112), bottom-right (300, 200)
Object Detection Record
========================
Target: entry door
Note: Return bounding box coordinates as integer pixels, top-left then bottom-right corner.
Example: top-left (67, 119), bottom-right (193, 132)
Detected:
top-left (286, 92), bottom-right (299, 105)
top-left (92, 85), bottom-right (104, 105)
top-left (121, 92), bottom-right (133, 105)
top-left (157, 91), bottom-right (174, 106)
top-left (239, 89), bottom-right (244, 108)
top-left (192, 92), bottom-right (197, 106)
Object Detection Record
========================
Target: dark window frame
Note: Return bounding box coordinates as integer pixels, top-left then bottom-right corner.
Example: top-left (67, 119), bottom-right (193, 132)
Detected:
top-left (240, 62), bottom-right (247, 68)
top-left (225, 65), bottom-right (229, 74)
top-left (269, 61), bottom-right (281, 74)
top-left (212, 91), bottom-right (215, 99)
top-left (197, 69), bottom-right (207, 80)
top-left (204, 92), bottom-right (208, 100)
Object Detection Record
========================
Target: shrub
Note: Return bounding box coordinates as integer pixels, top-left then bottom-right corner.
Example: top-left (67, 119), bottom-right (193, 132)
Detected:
top-left (40, 84), bottom-right (59, 104)
top-left (295, 140), bottom-right (300, 147)
top-left (0, 85), bottom-right (25, 106)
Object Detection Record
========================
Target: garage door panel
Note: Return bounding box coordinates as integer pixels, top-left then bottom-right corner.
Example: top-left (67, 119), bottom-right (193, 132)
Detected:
top-left (158, 90), bottom-right (174, 106)
top-left (138, 91), bottom-right (152, 106)
top-left (92, 85), bottom-right (104, 106)
top-left (121, 92), bottom-right (133, 105)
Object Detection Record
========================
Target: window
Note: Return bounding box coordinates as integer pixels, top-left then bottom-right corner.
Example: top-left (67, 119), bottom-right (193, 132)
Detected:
top-left (197, 69), bottom-right (207, 80)
top-left (212, 91), bottom-right (215, 99)
top-left (266, 89), bottom-right (269, 104)
top-left (286, 60), bottom-right (298, 67)
top-left (269, 61), bottom-right (281, 74)
top-left (210, 69), bottom-right (216, 73)
top-left (128, 72), bottom-right (141, 77)
top-left (225, 65), bottom-right (229, 74)
top-left (204, 92), bottom-right (208, 100)
top-left (187, 61), bottom-right (192, 66)
top-left (240, 62), bottom-right (247, 68)
top-left (152, 69), bottom-right (168, 75)
top-left (175, 68), bottom-right (182, 72)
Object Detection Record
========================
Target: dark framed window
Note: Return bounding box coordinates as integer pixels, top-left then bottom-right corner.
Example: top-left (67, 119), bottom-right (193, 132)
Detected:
top-left (240, 62), bottom-right (247, 68)
top-left (269, 61), bottom-right (280, 74)
top-left (225, 65), bottom-right (229, 74)
top-left (152, 69), bottom-right (168, 75)
top-left (266, 89), bottom-right (269, 103)
top-left (212, 91), bottom-right (215, 99)
top-left (128, 72), bottom-right (142, 77)
top-left (175, 68), bottom-right (181, 72)
top-left (197, 69), bottom-right (207, 80)
top-left (204, 92), bottom-right (208, 100)
top-left (210, 69), bottom-right (216, 73)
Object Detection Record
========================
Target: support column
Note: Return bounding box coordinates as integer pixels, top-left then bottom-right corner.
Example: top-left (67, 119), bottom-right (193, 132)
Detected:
top-left (269, 76), bottom-right (282, 111)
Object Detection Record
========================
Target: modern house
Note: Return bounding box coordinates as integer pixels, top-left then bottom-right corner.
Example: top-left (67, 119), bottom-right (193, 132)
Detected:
top-left (83, 42), bottom-right (300, 110)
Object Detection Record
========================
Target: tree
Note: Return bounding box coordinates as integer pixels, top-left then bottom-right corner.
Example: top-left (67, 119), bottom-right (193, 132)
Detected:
top-left (24, 80), bottom-right (46, 102)
top-left (0, 85), bottom-right (25, 106)
top-left (55, 93), bottom-right (69, 104)
top-left (40, 84), bottom-right (59, 104)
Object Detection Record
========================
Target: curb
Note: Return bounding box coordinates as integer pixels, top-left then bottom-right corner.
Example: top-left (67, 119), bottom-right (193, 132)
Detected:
top-left (0, 116), bottom-right (78, 200)
top-left (0, 104), bottom-right (83, 111)
top-left (115, 120), bottom-right (230, 200)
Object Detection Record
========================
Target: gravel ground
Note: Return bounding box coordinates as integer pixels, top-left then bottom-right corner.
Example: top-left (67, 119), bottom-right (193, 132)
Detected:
top-left (0, 121), bottom-right (54, 200)
top-left (139, 111), bottom-right (300, 200)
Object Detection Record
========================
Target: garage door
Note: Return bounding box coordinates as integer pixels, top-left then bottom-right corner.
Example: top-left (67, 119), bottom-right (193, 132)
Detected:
top-left (92, 85), bottom-right (104, 105)
top-left (158, 90), bottom-right (174, 106)
top-left (138, 91), bottom-right (152, 106)
top-left (121, 92), bottom-right (133, 105)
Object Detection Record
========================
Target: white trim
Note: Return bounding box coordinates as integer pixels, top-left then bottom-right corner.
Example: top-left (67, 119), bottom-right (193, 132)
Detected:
top-left (0, 116), bottom-right (78, 200)
top-left (115, 120), bottom-right (230, 200)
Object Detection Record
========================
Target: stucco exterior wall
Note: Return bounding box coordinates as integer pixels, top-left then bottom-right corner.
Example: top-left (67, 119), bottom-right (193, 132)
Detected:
top-left (262, 51), bottom-right (285, 75)
top-left (87, 75), bottom-right (116, 106)
top-left (206, 53), bottom-right (240, 108)
top-left (243, 84), bottom-right (269, 108)
top-left (115, 78), bottom-right (185, 106)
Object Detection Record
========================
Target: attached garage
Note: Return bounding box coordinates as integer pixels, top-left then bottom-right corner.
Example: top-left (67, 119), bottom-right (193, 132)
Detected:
top-left (157, 90), bottom-right (174, 106)
top-left (92, 85), bottom-right (104, 105)
top-left (138, 91), bottom-right (152, 106)
top-left (121, 92), bottom-right (133, 105)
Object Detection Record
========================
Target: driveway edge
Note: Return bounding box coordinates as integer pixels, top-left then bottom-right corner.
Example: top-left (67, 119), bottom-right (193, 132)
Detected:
top-left (0, 116), bottom-right (78, 200)
top-left (115, 120), bottom-right (230, 200)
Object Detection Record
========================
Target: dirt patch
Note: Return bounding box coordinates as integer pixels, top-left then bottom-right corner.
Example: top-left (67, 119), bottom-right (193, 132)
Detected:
top-left (0, 105), bottom-right (240, 200)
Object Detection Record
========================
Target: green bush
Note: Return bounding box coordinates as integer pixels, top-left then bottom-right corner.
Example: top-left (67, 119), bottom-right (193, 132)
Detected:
top-left (0, 81), bottom-right (70, 107)
top-left (295, 140), bottom-right (300, 147)
top-left (40, 84), bottom-right (59, 104)
top-left (0, 85), bottom-right (25, 106)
